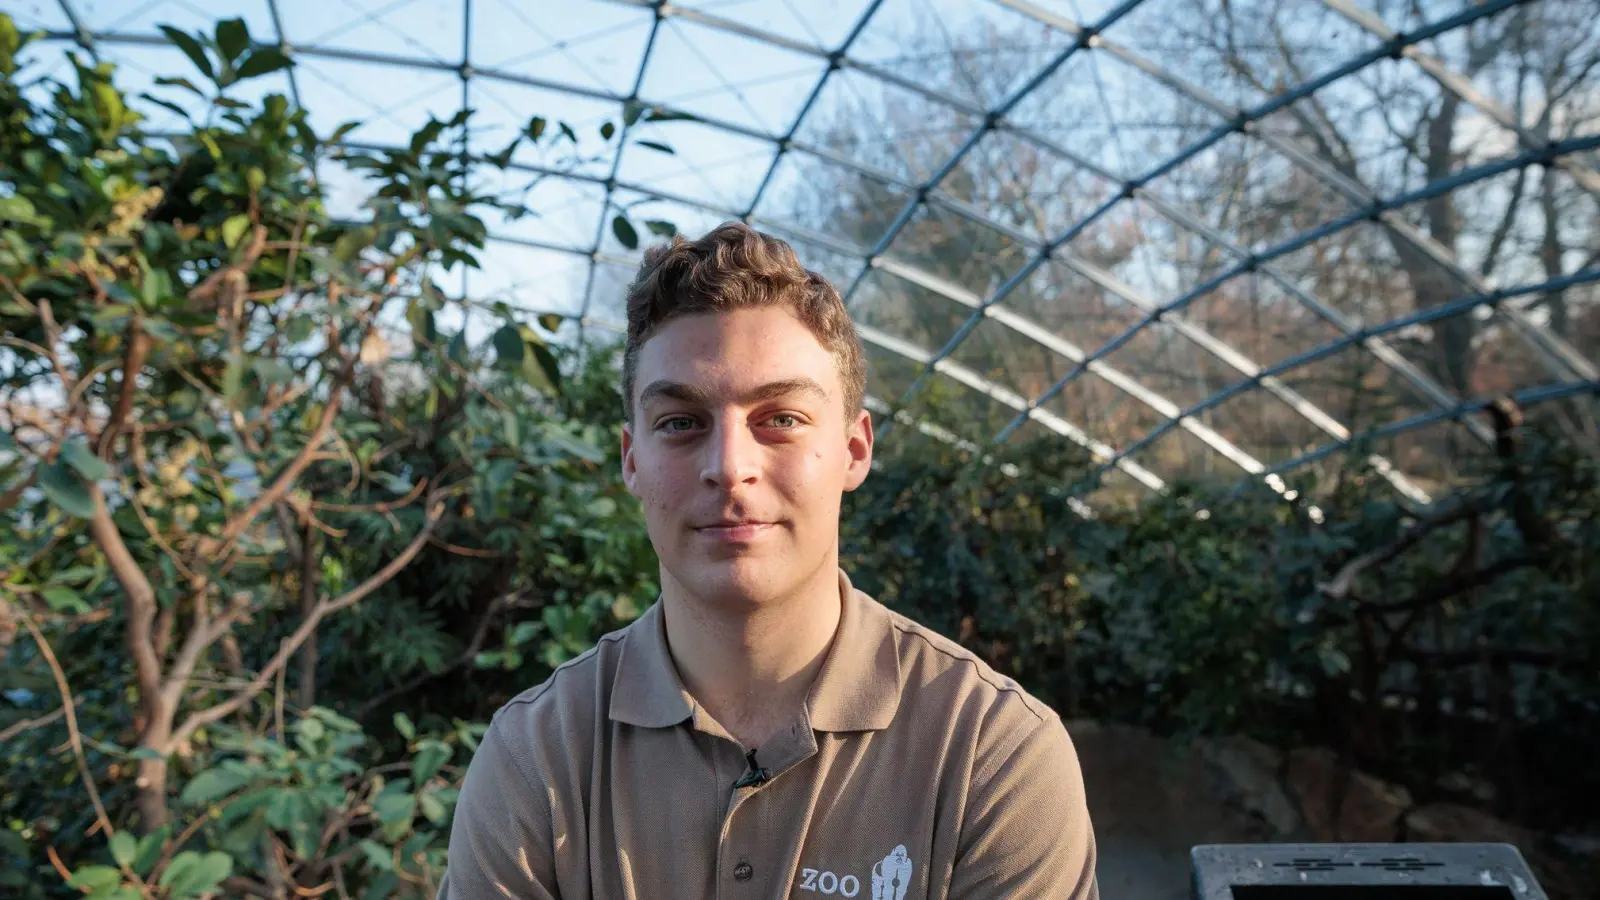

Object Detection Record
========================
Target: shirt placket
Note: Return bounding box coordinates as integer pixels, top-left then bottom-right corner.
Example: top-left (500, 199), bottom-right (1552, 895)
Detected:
top-left (709, 719), bottom-right (818, 899)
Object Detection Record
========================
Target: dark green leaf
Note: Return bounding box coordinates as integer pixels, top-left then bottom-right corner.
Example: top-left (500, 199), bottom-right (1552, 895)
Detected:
top-left (373, 790), bottom-right (413, 826)
top-left (179, 766), bottom-right (252, 807)
top-left (131, 827), bottom-right (169, 876)
top-left (644, 219), bottom-right (677, 238)
top-left (159, 850), bottom-right (231, 898)
top-left (216, 789), bottom-right (275, 823)
top-left (109, 833), bottom-right (136, 868)
top-left (60, 439), bottom-right (111, 481)
top-left (141, 319), bottom-right (180, 343)
top-left (558, 122), bottom-right (577, 143)
top-left (210, 96), bottom-right (249, 109)
top-left (525, 116), bottom-right (546, 141)
top-left (266, 791), bottom-right (310, 830)
top-left (39, 461), bottom-right (94, 518)
top-left (139, 92), bottom-right (192, 119)
top-left (358, 839), bottom-right (393, 871)
top-left (547, 434), bottom-right (605, 464)
top-left (214, 18), bottom-right (250, 64)
top-left (393, 712), bottom-right (415, 741)
top-left (0, 195), bottom-right (39, 225)
top-left (528, 342), bottom-right (561, 395)
top-left (611, 215), bottom-right (638, 250)
top-left (646, 107), bottom-right (699, 123)
top-left (419, 791), bottom-right (447, 824)
top-left (635, 140), bottom-right (674, 155)
top-left (67, 866), bottom-right (120, 892)
top-left (410, 118), bottom-right (447, 155)
top-left (538, 313), bottom-right (564, 332)
top-left (221, 214), bottom-right (251, 249)
top-left (411, 742), bottom-right (452, 785)
top-left (41, 586), bottom-right (86, 614)
top-left (600, 121), bottom-right (616, 140)
top-left (154, 75), bottom-right (206, 97)
top-left (327, 120), bottom-right (362, 145)
top-left (236, 47), bottom-right (292, 79)
top-left (158, 26), bottom-right (213, 79)
top-left (491, 324), bottom-right (524, 370)
top-left (446, 331), bottom-right (468, 366)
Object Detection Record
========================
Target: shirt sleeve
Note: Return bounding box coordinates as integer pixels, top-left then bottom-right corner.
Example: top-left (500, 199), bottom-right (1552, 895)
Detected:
top-left (436, 719), bottom-right (562, 900)
top-left (947, 714), bottom-right (1099, 900)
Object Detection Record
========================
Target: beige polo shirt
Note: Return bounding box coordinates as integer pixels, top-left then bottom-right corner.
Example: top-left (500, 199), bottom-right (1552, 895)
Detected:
top-left (437, 569), bottom-right (1098, 900)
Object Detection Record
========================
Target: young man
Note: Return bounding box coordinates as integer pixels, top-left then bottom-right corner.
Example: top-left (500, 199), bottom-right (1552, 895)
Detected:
top-left (438, 222), bottom-right (1099, 899)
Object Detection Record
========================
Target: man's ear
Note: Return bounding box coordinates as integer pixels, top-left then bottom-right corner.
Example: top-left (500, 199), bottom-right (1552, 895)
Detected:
top-left (621, 421), bottom-right (639, 497)
top-left (843, 407), bottom-right (874, 492)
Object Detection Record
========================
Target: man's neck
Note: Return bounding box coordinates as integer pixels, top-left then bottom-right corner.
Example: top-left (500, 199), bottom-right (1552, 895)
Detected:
top-left (659, 556), bottom-right (843, 749)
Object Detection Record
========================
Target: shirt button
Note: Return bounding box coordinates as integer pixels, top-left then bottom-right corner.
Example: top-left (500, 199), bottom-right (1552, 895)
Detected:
top-left (733, 862), bottom-right (753, 881)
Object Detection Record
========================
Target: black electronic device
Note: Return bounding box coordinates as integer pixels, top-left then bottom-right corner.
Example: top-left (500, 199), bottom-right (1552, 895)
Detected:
top-left (1190, 843), bottom-right (1547, 900)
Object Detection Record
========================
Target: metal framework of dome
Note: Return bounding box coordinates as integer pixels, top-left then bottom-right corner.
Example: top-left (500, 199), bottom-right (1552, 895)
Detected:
top-left (19, 0), bottom-right (1600, 507)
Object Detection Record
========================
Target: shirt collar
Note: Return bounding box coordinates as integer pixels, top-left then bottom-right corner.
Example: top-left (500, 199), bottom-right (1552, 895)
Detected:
top-left (608, 568), bottom-right (901, 733)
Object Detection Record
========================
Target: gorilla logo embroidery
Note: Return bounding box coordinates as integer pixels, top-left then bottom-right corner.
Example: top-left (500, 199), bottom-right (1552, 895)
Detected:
top-left (871, 845), bottom-right (912, 900)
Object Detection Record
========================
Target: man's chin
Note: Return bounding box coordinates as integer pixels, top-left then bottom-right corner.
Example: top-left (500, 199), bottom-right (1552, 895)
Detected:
top-left (671, 556), bottom-right (794, 608)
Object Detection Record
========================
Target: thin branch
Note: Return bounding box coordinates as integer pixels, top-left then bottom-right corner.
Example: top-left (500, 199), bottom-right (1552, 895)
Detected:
top-left (214, 292), bottom-right (384, 553)
top-left (0, 693), bottom-right (82, 743)
top-left (17, 609), bottom-right (153, 897)
top-left (166, 486), bottom-right (455, 751)
top-left (1318, 500), bottom-right (1480, 599)
top-left (97, 323), bottom-right (150, 457)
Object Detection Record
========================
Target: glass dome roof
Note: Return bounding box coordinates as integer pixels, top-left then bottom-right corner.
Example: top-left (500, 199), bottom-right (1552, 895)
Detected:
top-left (14, 0), bottom-right (1599, 506)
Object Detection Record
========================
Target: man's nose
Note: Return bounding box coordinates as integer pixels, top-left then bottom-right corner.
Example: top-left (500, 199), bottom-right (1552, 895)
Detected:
top-left (700, 419), bottom-right (759, 488)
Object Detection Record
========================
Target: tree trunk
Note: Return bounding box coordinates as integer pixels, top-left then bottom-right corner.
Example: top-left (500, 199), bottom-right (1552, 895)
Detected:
top-left (134, 706), bottom-right (173, 833)
top-left (1539, 169), bottom-right (1567, 337)
top-left (1388, 94), bottom-right (1473, 396)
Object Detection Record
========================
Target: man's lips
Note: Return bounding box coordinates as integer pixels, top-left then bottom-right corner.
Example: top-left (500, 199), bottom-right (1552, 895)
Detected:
top-left (693, 521), bottom-right (777, 542)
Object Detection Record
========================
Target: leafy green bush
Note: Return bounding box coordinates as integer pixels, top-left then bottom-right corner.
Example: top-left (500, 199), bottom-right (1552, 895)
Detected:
top-left (2, 11), bottom-right (1596, 899)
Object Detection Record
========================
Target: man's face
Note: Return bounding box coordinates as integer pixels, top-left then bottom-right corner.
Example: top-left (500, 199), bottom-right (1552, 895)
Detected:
top-left (621, 306), bottom-right (873, 608)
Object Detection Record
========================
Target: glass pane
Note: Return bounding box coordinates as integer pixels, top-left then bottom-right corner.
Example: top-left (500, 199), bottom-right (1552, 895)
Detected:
top-left (280, 0), bottom-right (462, 64)
top-left (472, 0), bottom-right (651, 95)
top-left (639, 17), bottom-right (828, 137)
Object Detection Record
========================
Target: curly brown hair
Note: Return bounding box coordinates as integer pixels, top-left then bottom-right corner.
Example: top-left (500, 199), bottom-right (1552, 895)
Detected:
top-left (621, 221), bottom-right (866, 421)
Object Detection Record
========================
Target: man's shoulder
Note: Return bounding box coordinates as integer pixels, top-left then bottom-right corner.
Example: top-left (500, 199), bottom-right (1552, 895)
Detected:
top-left (487, 615), bottom-right (637, 734)
top-left (876, 599), bottom-right (1056, 729)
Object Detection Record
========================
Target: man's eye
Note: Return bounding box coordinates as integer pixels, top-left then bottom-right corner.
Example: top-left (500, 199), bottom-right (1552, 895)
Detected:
top-left (661, 417), bottom-right (697, 433)
top-left (769, 414), bottom-right (799, 428)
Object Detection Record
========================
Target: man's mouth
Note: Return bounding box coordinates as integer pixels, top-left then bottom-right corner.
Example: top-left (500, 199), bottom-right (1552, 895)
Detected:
top-left (693, 520), bottom-right (777, 542)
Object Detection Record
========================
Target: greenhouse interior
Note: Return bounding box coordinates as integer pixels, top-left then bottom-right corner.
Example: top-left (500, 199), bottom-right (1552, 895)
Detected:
top-left (1, 0), bottom-right (1597, 896)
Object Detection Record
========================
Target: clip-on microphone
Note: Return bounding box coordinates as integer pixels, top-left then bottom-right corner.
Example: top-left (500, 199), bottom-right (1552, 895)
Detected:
top-left (733, 747), bottom-right (771, 788)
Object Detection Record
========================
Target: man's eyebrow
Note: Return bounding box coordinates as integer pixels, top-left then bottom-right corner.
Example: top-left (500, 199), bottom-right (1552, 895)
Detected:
top-left (637, 377), bottom-right (829, 409)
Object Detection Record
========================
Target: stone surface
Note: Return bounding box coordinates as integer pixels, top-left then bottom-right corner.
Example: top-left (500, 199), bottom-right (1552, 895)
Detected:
top-left (1286, 746), bottom-right (1413, 842)
top-left (1194, 735), bottom-right (1301, 837)
top-left (1405, 802), bottom-right (1532, 847)
top-left (1070, 722), bottom-right (1276, 900)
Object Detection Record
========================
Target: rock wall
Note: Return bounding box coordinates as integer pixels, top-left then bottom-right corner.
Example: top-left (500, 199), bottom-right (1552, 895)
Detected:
top-left (1067, 720), bottom-right (1597, 900)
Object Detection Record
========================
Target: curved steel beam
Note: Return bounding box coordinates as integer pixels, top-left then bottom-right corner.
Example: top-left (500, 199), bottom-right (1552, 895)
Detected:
top-left (1319, 0), bottom-right (1600, 202)
top-left (52, 0), bottom-right (1589, 497)
top-left (576, 2), bottom-right (666, 339)
top-left (1256, 379), bottom-right (1600, 481)
top-left (1001, 137), bottom-right (1597, 498)
top-left (853, 323), bottom-right (1168, 492)
top-left (1090, 267), bottom-right (1600, 489)
top-left (50, 15), bottom-right (1584, 401)
top-left (991, 134), bottom-right (1600, 443)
